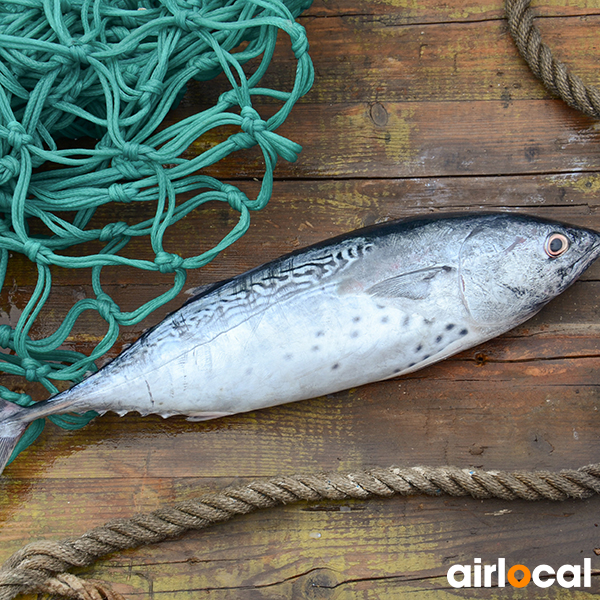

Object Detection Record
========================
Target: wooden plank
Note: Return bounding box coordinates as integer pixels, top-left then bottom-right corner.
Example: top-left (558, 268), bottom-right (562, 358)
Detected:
top-left (3, 480), bottom-right (600, 598)
top-left (5, 172), bottom-right (600, 288)
top-left (3, 1), bottom-right (600, 597)
top-left (304, 0), bottom-right (600, 22)
top-left (182, 12), bottom-right (600, 108)
top-left (246, 13), bottom-right (600, 104)
top-left (180, 99), bottom-right (600, 178)
top-left (46, 496), bottom-right (600, 598)
top-left (3, 362), bottom-right (600, 598)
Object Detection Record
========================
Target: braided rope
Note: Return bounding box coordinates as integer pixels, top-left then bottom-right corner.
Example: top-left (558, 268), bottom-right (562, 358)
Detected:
top-left (505, 0), bottom-right (600, 118)
top-left (2, 462), bottom-right (600, 600)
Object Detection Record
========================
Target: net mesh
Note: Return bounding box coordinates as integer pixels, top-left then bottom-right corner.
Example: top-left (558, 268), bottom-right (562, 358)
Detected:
top-left (0, 0), bottom-right (314, 459)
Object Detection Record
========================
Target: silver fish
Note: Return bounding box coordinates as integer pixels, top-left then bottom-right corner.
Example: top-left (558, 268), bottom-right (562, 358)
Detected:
top-left (1, 212), bottom-right (599, 473)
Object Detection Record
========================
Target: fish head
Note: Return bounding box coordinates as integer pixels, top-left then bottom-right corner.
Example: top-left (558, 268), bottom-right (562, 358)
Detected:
top-left (458, 214), bottom-right (600, 331)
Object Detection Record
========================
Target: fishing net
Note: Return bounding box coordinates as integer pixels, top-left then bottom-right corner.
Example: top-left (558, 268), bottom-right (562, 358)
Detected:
top-left (0, 0), bottom-right (314, 460)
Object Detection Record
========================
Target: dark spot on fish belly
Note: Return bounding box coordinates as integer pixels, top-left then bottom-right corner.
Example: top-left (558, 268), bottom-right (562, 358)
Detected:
top-left (316, 331), bottom-right (325, 337)
top-left (350, 331), bottom-right (359, 338)
top-left (353, 316), bottom-right (361, 323)
top-left (332, 363), bottom-right (340, 370)
top-left (416, 344), bottom-right (423, 352)
top-left (459, 328), bottom-right (468, 336)
top-left (312, 345), bottom-right (320, 351)
top-left (446, 323), bottom-right (455, 330)
top-left (146, 381), bottom-right (154, 407)
top-left (423, 354), bottom-right (430, 360)
top-left (393, 368), bottom-right (402, 374)
top-left (408, 362), bottom-right (416, 368)
top-left (381, 316), bottom-right (389, 324)
top-left (284, 353), bottom-right (293, 360)
top-left (436, 335), bottom-right (443, 343)
top-left (403, 316), bottom-right (410, 326)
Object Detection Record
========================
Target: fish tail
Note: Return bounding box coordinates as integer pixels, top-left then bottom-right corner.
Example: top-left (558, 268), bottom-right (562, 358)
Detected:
top-left (0, 399), bottom-right (29, 476)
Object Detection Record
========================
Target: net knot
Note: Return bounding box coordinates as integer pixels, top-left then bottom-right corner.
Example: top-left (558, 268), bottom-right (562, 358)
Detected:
top-left (240, 106), bottom-right (267, 136)
top-left (121, 142), bottom-right (153, 162)
top-left (5, 121), bottom-right (33, 150)
top-left (154, 251), bottom-right (184, 273)
top-left (0, 155), bottom-right (20, 184)
top-left (0, 386), bottom-right (32, 404)
top-left (222, 185), bottom-right (246, 212)
top-left (96, 293), bottom-right (120, 322)
top-left (0, 324), bottom-right (12, 349)
top-left (21, 357), bottom-right (52, 382)
top-left (112, 143), bottom-right (155, 178)
top-left (189, 54), bottom-right (220, 73)
top-left (99, 221), bottom-right (129, 242)
top-left (229, 132), bottom-right (256, 151)
top-left (67, 41), bottom-right (91, 64)
top-left (290, 23), bottom-right (309, 57)
top-left (174, 9), bottom-right (194, 32)
top-left (22, 239), bottom-right (51, 265)
top-left (122, 63), bottom-right (141, 87)
top-left (139, 80), bottom-right (165, 106)
top-left (108, 183), bottom-right (136, 203)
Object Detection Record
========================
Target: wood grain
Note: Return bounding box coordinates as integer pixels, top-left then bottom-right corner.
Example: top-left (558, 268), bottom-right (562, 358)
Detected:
top-left (2, 0), bottom-right (600, 598)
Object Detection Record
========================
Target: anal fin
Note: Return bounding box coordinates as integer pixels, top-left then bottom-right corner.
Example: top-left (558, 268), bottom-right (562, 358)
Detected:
top-left (186, 412), bottom-right (234, 422)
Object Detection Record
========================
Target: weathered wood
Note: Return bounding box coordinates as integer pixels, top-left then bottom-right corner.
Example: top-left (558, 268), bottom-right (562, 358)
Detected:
top-left (180, 99), bottom-right (600, 178)
top-left (244, 13), bottom-right (600, 104)
top-left (303, 0), bottom-right (600, 21)
top-left (2, 0), bottom-right (600, 598)
top-left (25, 495), bottom-right (600, 598)
top-left (4, 173), bottom-right (600, 287)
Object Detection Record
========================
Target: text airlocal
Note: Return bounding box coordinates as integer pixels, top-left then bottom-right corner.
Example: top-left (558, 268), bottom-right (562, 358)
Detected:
top-left (447, 558), bottom-right (592, 588)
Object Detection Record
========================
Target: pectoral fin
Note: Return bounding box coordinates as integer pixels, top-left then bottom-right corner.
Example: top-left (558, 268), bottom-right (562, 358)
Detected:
top-left (366, 266), bottom-right (454, 299)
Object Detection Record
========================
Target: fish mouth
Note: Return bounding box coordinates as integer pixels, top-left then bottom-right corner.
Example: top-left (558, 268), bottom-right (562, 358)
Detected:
top-left (582, 230), bottom-right (600, 260)
top-left (569, 229), bottom-right (600, 276)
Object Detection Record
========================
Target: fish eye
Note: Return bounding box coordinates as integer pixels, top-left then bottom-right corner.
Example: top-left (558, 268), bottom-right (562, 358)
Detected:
top-left (544, 232), bottom-right (569, 258)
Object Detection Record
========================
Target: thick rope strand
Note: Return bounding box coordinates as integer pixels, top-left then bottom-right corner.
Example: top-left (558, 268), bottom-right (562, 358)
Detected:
top-left (505, 0), bottom-right (600, 118)
top-left (2, 462), bottom-right (600, 600)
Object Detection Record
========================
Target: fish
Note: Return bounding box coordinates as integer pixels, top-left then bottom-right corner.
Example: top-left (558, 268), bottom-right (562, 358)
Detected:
top-left (1, 212), bottom-right (599, 474)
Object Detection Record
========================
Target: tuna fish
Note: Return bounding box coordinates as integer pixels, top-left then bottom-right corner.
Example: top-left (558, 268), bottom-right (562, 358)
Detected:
top-left (1, 212), bottom-right (599, 473)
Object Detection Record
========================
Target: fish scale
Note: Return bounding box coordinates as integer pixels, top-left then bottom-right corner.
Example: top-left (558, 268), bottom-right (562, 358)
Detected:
top-left (1, 212), bottom-right (599, 474)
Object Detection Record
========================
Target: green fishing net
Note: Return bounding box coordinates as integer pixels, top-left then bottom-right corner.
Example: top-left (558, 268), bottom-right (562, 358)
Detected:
top-left (0, 0), bottom-right (314, 461)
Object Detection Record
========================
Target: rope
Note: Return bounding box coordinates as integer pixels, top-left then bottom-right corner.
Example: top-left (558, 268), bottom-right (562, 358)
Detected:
top-left (2, 462), bottom-right (600, 600)
top-left (0, 0), bottom-right (314, 462)
top-left (505, 0), bottom-right (600, 118)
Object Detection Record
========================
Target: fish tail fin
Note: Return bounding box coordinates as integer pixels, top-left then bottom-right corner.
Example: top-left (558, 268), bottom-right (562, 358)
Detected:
top-left (0, 399), bottom-right (28, 476)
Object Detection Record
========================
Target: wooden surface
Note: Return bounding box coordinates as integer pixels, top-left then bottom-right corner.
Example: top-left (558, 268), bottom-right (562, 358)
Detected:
top-left (2, 0), bottom-right (600, 597)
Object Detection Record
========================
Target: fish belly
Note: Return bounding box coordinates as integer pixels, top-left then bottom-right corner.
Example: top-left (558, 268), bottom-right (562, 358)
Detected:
top-left (76, 287), bottom-right (476, 419)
